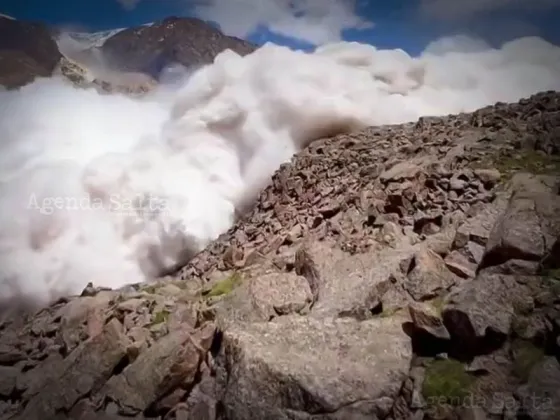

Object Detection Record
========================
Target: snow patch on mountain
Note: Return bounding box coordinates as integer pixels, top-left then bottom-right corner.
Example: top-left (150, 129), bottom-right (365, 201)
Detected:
top-left (56, 23), bottom-right (154, 56)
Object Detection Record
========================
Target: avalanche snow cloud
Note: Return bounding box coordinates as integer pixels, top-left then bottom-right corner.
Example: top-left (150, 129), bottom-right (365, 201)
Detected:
top-left (1, 36), bottom-right (560, 308)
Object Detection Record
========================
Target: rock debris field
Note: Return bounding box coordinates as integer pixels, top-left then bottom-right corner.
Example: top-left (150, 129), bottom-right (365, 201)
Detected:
top-left (1, 91), bottom-right (560, 420)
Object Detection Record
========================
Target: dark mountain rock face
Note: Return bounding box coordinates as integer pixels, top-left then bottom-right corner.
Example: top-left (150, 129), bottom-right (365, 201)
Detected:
top-left (99, 17), bottom-right (257, 80)
top-left (0, 16), bottom-right (61, 89)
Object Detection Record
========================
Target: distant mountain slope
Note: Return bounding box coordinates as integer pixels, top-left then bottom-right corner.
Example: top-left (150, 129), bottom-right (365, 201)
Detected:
top-left (98, 16), bottom-right (256, 79)
top-left (0, 16), bottom-right (61, 88)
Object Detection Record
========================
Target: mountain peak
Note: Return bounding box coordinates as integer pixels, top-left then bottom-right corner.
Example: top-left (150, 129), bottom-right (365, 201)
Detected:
top-left (98, 17), bottom-right (256, 79)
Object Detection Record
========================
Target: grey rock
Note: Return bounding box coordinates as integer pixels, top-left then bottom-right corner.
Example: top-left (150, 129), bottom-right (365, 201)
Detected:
top-left (300, 239), bottom-right (414, 318)
top-left (442, 272), bottom-right (530, 355)
top-left (182, 363), bottom-right (217, 420)
top-left (0, 366), bottom-right (18, 397)
top-left (250, 272), bottom-right (313, 316)
top-left (98, 328), bottom-right (201, 412)
top-left (450, 177), bottom-right (468, 191)
top-left (19, 318), bottom-right (129, 419)
top-left (465, 241), bottom-right (486, 265)
top-left (454, 196), bottom-right (508, 248)
top-left (445, 250), bottom-right (477, 278)
top-left (482, 188), bottom-right (560, 268)
top-left (408, 302), bottom-right (450, 340)
top-left (217, 315), bottom-right (412, 420)
top-left (210, 270), bottom-right (312, 329)
top-left (516, 357), bottom-right (560, 420)
top-left (482, 259), bottom-right (540, 276)
top-left (474, 168), bottom-right (501, 186)
top-left (380, 162), bottom-right (422, 182)
top-left (405, 248), bottom-right (456, 301)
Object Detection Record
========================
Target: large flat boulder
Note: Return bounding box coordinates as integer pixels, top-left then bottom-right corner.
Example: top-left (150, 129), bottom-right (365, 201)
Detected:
top-left (481, 176), bottom-right (560, 269)
top-left (217, 315), bottom-right (412, 420)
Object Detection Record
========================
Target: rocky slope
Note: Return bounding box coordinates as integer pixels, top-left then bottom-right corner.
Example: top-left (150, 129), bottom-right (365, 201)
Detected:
top-left (1, 91), bottom-right (559, 420)
top-left (0, 16), bottom-right (256, 91)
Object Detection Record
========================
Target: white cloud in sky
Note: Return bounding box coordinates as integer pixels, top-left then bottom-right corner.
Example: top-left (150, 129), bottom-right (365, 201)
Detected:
top-left (420, 0), bottom-right (560, 20)
top-left (189, 0), bottom-right (373, 45)
top-left (116, 0), bottom-right (142, 11)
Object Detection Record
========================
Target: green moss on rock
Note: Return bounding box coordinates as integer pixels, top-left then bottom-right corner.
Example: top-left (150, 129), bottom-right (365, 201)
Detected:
top-left (205, 272), bottom-right (243, 298)
top-left (428, 296), bottom-right (446, 316)
top-left (422, 359), bottom-right (476, 407)
top-left (151, 309), bottom-right (170, 325)
top-left (142, 285), bottom-right (158, 294)
top-left (377, 307), bottom-right (403, 318)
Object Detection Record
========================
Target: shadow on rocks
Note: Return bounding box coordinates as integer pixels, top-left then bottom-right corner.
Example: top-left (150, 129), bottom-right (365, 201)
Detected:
top-left (402, 322), bottom-right (451, 358)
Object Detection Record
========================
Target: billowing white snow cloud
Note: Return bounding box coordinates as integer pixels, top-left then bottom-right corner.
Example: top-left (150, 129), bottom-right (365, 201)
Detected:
top-left (1, 34), bottom-right (560, 310)
top-left (189, 0), bottom-right (373, 45)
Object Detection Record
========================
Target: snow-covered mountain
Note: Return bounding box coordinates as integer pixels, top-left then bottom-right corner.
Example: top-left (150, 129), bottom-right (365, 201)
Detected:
top-left (59, 29), bottom-right (126, 49)
top-left (56, 29), bottom-right (123, 58)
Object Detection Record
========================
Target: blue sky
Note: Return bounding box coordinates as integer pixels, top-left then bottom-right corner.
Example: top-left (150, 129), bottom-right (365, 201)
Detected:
top-left (3, 0), bottom-right (560, 55)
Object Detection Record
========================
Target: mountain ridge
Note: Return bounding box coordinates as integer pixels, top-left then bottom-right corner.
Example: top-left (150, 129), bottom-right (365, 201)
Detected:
top-left (0, 15), bottom-right (256, 90)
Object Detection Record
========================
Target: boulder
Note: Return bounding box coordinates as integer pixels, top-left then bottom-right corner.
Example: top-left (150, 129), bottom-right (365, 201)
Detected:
top-left (481, 174), bottom-right (560, 269)
top-left (216, 315), bottom-right (412, 419)
top-left (516, 357), bottom-right (560, 420)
